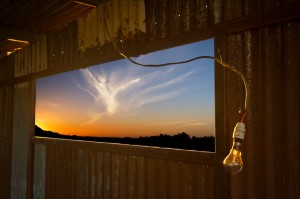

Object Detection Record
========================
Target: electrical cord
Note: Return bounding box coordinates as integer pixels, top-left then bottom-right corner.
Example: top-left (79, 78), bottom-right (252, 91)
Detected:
top-left (103, 0), bottom-right (249, 120)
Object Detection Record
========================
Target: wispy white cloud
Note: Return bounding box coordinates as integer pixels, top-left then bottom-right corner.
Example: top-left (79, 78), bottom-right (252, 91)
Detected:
top-left (79, 69), bottom-right (140, 115)
top-left (138, 71), bottom-right (193, 96)
top-left (77, 64), bottom-right (194, 125)
top-left (134, 88), bottom-right (187, 108)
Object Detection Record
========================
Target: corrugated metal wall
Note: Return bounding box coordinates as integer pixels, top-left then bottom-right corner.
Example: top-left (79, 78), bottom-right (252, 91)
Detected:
top-left (9, 0), bottom-right (146, 76)
top-left (145, 0), bottom-right (211, 41)
top-left (47, 22), bottom-right (80, 69)
top-left (0, 52), bottom-right (14, 198)
top-left (33, 144), bottom-right (46, 199)
top-left (224, 21), bottom-right (300, 199)
top-left (46, 0), bottom-right (146, 70)
top-left (145, 0), bottom-right (300, 198)
top-left (212, 1), bottom-right (300, 198)
top-left (0, 0), bottom-right (300, 198)
top-left (0, 85), bottom-right (14, 198)
top-left (0, 1), bottom-right (148, 198)
top-left (0, 55), bottom-right (14, 81)
top-left (77, 0), bottom-right (146, 51)
top-left (33, 138), bottom-right (215, 199)
top-left (11, 82), bottom-right (34, 199)
top-left (14, 36), bottom-right (47, 77)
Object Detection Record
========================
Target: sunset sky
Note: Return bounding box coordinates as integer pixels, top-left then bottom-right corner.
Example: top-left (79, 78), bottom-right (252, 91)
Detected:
top-left (35, 38), bottom-right (215, 137)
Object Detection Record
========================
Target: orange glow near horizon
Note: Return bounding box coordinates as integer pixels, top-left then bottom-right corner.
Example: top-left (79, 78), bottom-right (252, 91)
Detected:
top-left (35, 116), bottom-right (215, 138)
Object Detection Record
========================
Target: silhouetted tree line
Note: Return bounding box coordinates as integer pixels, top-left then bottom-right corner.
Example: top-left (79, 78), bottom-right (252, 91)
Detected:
top-left (35, 125), bottom-right (215, 152)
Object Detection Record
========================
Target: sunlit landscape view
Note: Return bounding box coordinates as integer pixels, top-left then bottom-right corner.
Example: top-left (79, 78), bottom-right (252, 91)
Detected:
top-left (35, 39), bottom-right (215, 147)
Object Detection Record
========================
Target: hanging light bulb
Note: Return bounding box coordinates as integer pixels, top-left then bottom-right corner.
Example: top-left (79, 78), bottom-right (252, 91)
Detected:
top-left (223, 122), bottom-right (246, 174)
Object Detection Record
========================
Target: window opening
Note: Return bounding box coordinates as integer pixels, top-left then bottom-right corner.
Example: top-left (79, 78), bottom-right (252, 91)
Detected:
top-left (35, 38), bottom-right (215, 152)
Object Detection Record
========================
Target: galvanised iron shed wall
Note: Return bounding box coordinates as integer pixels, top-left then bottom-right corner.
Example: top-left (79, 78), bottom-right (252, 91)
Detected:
top-left (145, 0), bottom-right (300, 198)
top-left (32, 138), bottom-right (215, 199)
top-left (0, 0), bottom-right (299, 198)
top-left (225, 20), bottom-right (300, 199)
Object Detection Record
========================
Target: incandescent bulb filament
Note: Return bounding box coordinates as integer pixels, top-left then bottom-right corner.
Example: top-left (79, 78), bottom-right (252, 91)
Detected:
top-left (223, 122), bottom-right (246, 174)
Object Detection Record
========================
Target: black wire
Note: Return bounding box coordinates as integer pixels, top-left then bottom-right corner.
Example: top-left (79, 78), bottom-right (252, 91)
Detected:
top-left (122, 55), bottom-right (216, 67)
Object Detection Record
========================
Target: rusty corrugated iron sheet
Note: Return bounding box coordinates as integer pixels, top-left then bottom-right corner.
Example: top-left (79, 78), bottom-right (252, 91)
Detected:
top-left (145, 0), bottom-right (210, 41)
top-left (0, 56), bottom-right (14, 81)
top-left (0, 0), bottom-right (299, 198)
top-left (33, 138), bottom-right (215, 198)
top-left (0, 85), bottom-right (14, 198)
top-left (14, 36), bottom-right (48, 77)
top-left (225, 21), bottom-right (300, 199)
top-left (46, 0), bottom-right (146, 69)
top-left (77, 0), bottom-right (146, 51)
top-left (0, 48), bottom-right (14, 199)
top-left (47, 23), bottom-right (80, 70)
top-left (11, 82), bottom-right (33, 198)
